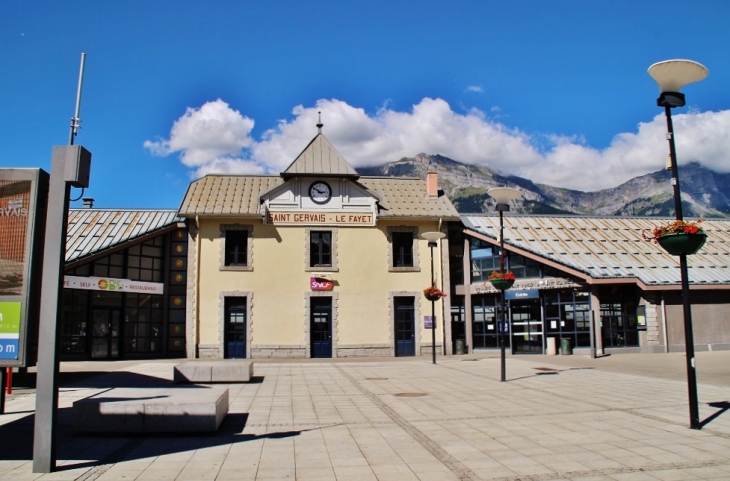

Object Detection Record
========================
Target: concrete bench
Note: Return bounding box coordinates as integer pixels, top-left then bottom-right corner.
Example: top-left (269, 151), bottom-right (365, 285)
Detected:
top-left (174, 360), bottom-right (254, 383)
top-left (73, 386), bottom-right (229, 433)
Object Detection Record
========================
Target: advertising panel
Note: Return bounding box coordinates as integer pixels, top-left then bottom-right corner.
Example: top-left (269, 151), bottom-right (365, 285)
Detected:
top-left (0, 169), bottom-right (48, 367)
top-left (0, 180), bottom-right (31, 296)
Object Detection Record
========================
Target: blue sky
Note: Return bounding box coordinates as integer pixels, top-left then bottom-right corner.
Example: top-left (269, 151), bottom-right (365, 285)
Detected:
top-left (2, 1), bottom-right (729, 208)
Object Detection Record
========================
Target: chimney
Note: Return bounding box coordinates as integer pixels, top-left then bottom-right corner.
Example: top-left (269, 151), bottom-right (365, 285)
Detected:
top-left (426, 171), bottom-right (438, 198)
top-left (82, 197), bottom-right (95, 209)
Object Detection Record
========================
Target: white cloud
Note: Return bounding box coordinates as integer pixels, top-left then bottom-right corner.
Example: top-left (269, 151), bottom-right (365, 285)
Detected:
top-left (465, 86), bottom-right (484, 93)
top-left (145, 98), bottom-right (730, 191)
top-left (144, 99), bottom-right (263, 174)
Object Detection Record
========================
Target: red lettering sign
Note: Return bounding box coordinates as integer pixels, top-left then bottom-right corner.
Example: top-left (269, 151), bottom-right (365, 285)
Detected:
top-left (310, 277), bottom-right (334, 291)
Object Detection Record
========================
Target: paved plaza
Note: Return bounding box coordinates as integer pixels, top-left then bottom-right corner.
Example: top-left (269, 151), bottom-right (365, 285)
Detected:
top-left (0, 352), bottom-right (729, 480)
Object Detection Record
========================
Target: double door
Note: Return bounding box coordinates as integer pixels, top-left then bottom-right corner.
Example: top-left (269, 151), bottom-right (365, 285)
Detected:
top-left (311, 297), bottom-right (332, 358)
top-left (91, 308), bottom-right (120, 359)
top-left (511, 300), bottom-right (543, 354)
top-left (225, 298), bottom-right (247, 358)
top-left (394, 297), bottom-right (415, 356)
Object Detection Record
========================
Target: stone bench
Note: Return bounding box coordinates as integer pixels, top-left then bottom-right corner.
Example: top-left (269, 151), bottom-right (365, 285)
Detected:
top-left (73, 386), bottom-right (229, 433)
top-left (173, 360), bottom-right (254, 383)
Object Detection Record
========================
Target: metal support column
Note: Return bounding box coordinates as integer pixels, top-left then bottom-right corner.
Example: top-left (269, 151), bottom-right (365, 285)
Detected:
top-left (32, 151), bottom-right (71, 473)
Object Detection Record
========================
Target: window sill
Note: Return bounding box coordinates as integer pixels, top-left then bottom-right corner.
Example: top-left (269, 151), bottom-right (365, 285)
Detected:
top-left (389, 266), bottom-right (420, 273)
top-left (305, 266), bottom-right (338, 272)
top-left (220, 265), bottom-right (253, 272)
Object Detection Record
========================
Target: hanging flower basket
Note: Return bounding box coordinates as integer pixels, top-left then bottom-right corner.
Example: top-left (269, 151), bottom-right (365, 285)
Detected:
top-left (488, 271), bottom-right (515, 291)
top-left (423, 286), bottom-right (447, 302)
top-left (657, 233), bottom-right (707, 256)
top-left (643, 219), bottom-right (707, 256)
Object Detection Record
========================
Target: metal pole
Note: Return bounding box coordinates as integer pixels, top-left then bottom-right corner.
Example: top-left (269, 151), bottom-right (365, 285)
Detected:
top-left (431, 244), bottom-right (436, 364)
top-left (589, 311), bottom-right (596, 359)
top-left (69, 53), bottom-right (86, 146)
top-left (0, 369), bottom-right (5, 414)
top-left (500, 210), bottom-right (506, 382)
top-left (33, 150), bottom-right (72, 472)
top-left (664, 105), bottom-right (700, 430)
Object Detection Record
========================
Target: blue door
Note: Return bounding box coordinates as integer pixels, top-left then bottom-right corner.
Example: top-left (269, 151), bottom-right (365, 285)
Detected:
top-left (225, 297), bottom-right (246, 358)
top-left (394, 297), bottom-right (415, 356)
top-left (311, 297), bottom-right (332, 358)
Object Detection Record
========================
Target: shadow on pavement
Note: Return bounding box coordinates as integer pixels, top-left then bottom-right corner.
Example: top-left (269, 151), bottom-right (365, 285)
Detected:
top-left (11, 370), bottom-right (177, 390)
top-left (701, 400), bottom-right (730, 428)
top-left (0, 404), bottom-right (313, 471)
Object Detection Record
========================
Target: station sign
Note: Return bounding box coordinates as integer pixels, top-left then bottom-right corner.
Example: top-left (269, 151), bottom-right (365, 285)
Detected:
top-left (505, 289), bottom-right (539, 300)
top-left (266, 211), bottom-right (375, 227)
top-left (310, 277), bottom-right (334, 291)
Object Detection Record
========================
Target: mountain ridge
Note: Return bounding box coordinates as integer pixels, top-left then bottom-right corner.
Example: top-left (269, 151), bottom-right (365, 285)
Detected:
top-left (357, 154), bottom-right (730, 218)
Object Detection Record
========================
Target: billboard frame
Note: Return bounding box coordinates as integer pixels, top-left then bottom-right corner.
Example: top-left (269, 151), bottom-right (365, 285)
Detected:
top-left (0, 168), bottom-right (49, 368)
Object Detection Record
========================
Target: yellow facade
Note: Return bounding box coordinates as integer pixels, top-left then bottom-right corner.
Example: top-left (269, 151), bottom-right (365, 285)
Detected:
top-left (180, 132), bottom-right (459, 359)
top-left (191, 217), bottom-right (448, 358)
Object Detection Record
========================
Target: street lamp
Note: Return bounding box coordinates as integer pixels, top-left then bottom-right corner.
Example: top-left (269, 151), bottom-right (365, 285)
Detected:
top-left (487, 187), bottom-right (522, 382)
top-left (422, 231), bottom-right (446, 364)
top-left (648, 59), bottom-right (708, 430)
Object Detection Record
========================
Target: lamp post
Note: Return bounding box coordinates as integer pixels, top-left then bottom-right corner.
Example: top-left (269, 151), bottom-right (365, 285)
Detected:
top-left (648, 59), bottom-right (708, 430)
top-left (422, 231), bottom-right (446, 364)
top-left (487, 188), bottom-right (522, 382)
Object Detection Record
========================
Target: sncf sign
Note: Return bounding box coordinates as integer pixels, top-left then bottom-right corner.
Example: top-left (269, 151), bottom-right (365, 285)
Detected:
top-left (310, 277), bottom-right (334, 291)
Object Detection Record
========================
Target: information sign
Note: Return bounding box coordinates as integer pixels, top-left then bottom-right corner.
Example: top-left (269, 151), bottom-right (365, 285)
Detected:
top-left (0, 302), bottom-right (21, 360)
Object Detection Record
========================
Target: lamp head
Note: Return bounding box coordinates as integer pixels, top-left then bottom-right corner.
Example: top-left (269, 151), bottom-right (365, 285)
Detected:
top-left (648, 59), bottom-right (708, 108)
top-left (487, 187), bottom-right (521, 212)
top-left (421, 231), bottom-right (446, 248)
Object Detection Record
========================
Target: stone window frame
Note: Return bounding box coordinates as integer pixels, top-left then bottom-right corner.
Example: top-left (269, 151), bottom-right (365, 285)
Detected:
top-left (218, 291), bottom-right (254, 359)
top-left (304, 291), bottom-right (339, 358)
top-left (387, 226), bottom-right (420, 272)
top-left (388, 291), bottom-right (421, 357)
top-left (305, 226), bottom-right (338, 272)
top-left (219, 224), bottom-right (253, 271)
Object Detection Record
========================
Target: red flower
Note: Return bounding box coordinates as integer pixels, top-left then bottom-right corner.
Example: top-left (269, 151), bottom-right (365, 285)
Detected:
top-left (488, 271), bottom-right (515, 281)
top-left (423, 286), bottom-right (447, 299)
top-left (643, 219), bottom-right (704, 244)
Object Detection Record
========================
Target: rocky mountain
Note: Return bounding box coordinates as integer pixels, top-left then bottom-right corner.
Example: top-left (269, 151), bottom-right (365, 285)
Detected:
top-left (357, 154), bottom-right (730, 218)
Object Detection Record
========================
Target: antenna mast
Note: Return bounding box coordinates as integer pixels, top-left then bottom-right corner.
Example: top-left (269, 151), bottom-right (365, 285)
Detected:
top-left (69, 53), bottom-right (86, 145)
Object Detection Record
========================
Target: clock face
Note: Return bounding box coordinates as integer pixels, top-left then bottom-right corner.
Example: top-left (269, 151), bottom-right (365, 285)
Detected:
top-left (309, 181), bottom-right (331, 204)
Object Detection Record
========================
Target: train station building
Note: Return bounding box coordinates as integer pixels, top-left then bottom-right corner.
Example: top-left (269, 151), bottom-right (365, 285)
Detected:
top-left (36, 131), bottom-right (730, 361)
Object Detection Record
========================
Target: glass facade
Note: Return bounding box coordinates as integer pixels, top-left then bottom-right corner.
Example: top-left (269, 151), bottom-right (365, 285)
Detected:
top-left (61, 228), bottom-right (188, 360)
top-left (462, 239), bottom-right (600, 353)
top-left (600, 287), bottom-right (639, 347)
top-left (61, 289), bottom-right (88, 355)
top-left (124, 294), bottom-right (163, 354)
top-left (544, 290), bottom-right (591, 348)
top-left (472, 295), bottom-right (501, 348)
top-left (470, 239), bottom-right (544, 283)
top-left (470, 240), bottom-right (499, 283)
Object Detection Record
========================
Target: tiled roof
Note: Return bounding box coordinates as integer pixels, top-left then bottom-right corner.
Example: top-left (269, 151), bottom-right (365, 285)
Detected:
top-left (178, 176), bottom-right (283, 217)
top-left (66, 209), bottom-right (182, 263)
top-left (282, 134), bottom-right (359, 178)
top-left (360, 177), bottom-right (459, 220)
top-left (178, 174), bottom-right (459, 220)
top-left (461, 215), bottom-right (730, 287)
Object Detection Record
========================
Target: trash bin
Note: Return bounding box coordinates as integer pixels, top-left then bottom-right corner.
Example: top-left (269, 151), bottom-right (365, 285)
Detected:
top-left (560, 338), bottom-right (573, 355)
top-left (455, 339), bottom-right (466, 355)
